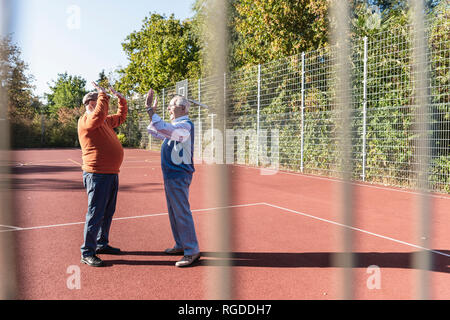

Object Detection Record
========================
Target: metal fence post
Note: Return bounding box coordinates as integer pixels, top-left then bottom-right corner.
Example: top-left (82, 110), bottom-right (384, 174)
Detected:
top-left (224, 72), bottom-right (227, 155)
top-left (331, 0), bottom-right (354, 300)
top-left (0, 0), bottom-right (17, 299)
top-left (410, 0), bottom-right (432, 300)
top-left (300, 52), bottom-right (305, 173)
top-left (41, 112), bottom-right (45, 146)
top-left (257, 64), bottom-right (261, 166)
top-left (210, 113), bottom-right (216, 147)
top-left (198, 79), bottom-right (202, 160)
top-left (362, 36), bottom-right (368, 181)
top-left (162, 88), bottom-right (165, 120)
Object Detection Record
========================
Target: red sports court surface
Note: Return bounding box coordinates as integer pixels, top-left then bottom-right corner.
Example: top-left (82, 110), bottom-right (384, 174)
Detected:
top-left (2, 148), bottom-right (450, 299)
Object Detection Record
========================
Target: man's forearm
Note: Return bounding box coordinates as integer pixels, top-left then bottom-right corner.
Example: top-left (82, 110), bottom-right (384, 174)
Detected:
top-left (150, 114), bottom-right (191, 143)
top-left (86, 92), bottom-right (109, 128)
top-left (117, 97), bottom-right (128, 121)
top-left (106, 97), bottom-right (128, 128)
top-left (147, 126), bottom-right (167, 140)
top-left (147, 108), bottom-right (154, 119)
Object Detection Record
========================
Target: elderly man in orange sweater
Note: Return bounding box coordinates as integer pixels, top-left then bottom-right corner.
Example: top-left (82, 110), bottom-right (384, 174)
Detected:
top-left (78, 81), bottom-right (127, 267)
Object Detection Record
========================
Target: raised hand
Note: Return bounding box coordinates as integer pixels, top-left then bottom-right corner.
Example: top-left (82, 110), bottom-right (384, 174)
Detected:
top-left (109, 86), bottom-right (125, 100)
top-left (92, 81), bottom-right (107, 94)
top-left (145, 88), bottom-right (158, 118)
top-left (145, 88), bottom-right (156, 108)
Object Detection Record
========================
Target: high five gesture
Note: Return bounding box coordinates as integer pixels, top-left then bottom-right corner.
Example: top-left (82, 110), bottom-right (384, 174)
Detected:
top-left (145, 88), bottom-right (158, 118)
top-left (109, 86), bottom-right (125, 100)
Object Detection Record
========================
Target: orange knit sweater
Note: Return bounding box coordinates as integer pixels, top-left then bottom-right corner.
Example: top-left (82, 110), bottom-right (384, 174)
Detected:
top-left (77, 92), bottom-right (128, 174)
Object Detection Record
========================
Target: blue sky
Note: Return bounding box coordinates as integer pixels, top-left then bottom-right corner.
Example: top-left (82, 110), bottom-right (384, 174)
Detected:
top-left (11, 0), bottom-right (195, 99)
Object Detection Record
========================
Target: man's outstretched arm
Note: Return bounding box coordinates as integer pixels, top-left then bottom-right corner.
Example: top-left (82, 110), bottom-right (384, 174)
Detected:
top-left (106, 87), bottom-right (128, 128)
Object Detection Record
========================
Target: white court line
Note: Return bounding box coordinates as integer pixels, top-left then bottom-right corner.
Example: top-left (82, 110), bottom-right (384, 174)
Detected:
top-left (67, 158), bottom-right (82, 166)
top-left (262, 202), bottom-right (450, 259)
top-left (13, 160), bottom-right (81, 167)
top-left (3, 200), bottom-right (449, 260)
top-left (0, 203), bottom-right (265, 233)
top-left (0, 224), bottom-right (22, 230)
top-left (15, 162), bottom-right (80, 167)
top-left (231, 164), bottom-right (450, 200)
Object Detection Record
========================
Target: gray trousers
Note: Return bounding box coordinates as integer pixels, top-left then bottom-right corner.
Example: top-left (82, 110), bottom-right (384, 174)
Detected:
top-left (164, 174), bottom-right (199, 256)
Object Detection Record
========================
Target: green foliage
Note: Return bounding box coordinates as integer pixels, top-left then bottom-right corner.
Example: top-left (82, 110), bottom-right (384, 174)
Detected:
top-left (352, 2), bottom-right (383, 37)
top-left (356, 2), bottom-right (449, 188)
top-left (0, 35), bottom-right (40, 119)
top-left (5, 0), bottom-right (450, 194)
top-left (430, 156), bottom-right (450, 193)
top-left (1, 35), bottom-right (43, 148)
top-left (10, 116), bottom-right (42, 148)
top-left (429, 2), bottom-right (450, 157)
top-left (232, 0), bottom-right (329, 68)
top-left (96, 70), bottom-right (110, 89)
top-left (45, 72), bottom-right (87, 114)
top-left (117, 13), bottom-right (201, 95)
top-left (223, 2), bottom-right (449, 193)
top-left (114, 102), bottom-right (144, 148)
top-left (117, 133), bottom-right (127, 146)
top-left (10, 106), bottom-right (83, 148)
top-left (46, 106), bottom-right (83, 147)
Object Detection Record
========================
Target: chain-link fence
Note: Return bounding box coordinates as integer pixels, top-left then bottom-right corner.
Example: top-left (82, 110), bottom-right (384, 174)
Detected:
top-left (129, 17), bottom-right (449, 194)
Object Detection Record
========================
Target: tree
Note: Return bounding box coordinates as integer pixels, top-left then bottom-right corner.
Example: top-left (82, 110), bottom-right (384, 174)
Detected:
top-left (117, 13), bottom-right (201, 95)
top-left (96, 69), bottom-right (110, 89)
top-left (45, 72), bottom-right (87, 114)
top-left (0, 35), bottom-right (38, 119)
top-left (231, 0), bottom-right (330, 68)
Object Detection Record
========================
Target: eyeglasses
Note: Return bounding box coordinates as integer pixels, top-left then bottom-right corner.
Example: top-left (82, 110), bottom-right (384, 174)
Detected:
top-left (168, 103), bottom-right (186, 108)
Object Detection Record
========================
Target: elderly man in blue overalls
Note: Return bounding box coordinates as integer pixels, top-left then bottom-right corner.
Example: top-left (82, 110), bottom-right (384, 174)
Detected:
top-left (145, 89), bottom-right (200, 267)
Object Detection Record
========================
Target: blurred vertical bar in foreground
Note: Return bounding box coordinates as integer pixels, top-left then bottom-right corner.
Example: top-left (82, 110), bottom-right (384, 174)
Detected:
top-left (203, 0), bottom-right (232, 299)
top-left (410, 0), bottom-right (432, 300)
top-left (330, 0), bottom-right (354, 300)
top-left (0, 0), bottom-right (17, 300)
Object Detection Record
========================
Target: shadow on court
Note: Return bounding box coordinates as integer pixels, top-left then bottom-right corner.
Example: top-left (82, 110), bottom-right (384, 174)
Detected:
top-left (101, 250), bottom-right (450, 273)
top-left (10, 176), bottom-right (162, 192)
top-left (11, 165), bottom-right (80, 175)
top-left (11, 178), bottom-right (85, 190)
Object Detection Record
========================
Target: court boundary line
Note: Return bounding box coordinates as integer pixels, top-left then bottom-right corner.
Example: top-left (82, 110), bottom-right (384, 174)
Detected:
top-left (0, 224), bottom-right (22, 230)
top-left (231, 164), bottom-right (450, 200)
top-left (2, 200), bottom-right (449, 259)
top-left (0, 202), bottom-right (265, 233)
top-left (262, 202), bottom-right (450, 258)
top-left (67, 158), bottom-right (81, 166)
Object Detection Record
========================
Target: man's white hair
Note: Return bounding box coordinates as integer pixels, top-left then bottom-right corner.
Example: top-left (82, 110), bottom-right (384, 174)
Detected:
top-left (171, 95), bottom-right (190, 111)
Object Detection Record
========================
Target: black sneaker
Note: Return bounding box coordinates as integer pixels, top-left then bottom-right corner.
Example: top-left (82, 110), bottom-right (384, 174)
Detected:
top-left (96, 245), bottom-right (121, 255)
top-left (164, 247), bottom-right (184, 255)
top-left (81, 255), bottom-right (104, 267)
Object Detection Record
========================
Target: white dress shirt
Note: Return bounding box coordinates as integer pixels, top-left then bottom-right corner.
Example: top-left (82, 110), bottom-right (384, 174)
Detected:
top-left (147, 114), bottom-right (192, 143)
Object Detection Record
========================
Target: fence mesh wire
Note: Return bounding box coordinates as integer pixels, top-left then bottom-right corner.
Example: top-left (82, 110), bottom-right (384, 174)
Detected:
top-left (129, 17), bottom-right (449, 194)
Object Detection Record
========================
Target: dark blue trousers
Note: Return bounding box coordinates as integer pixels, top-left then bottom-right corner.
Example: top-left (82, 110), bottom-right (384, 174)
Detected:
top-left (81, 172), bottom-right (119, 258)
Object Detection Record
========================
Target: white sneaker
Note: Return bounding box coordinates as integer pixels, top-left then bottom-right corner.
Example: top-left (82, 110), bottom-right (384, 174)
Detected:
top-left (175, 253), bottom-right (201, 267)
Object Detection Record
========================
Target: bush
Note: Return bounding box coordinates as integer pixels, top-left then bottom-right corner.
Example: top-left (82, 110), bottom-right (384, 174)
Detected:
top-left (117, 133), bottom-right (127, 146)
top-left (44, 107), bottom-right (82, 147)
top-left (430, 156), bottom-right (450, 193)
top-left (10, 115), bottom-right (43, 148)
